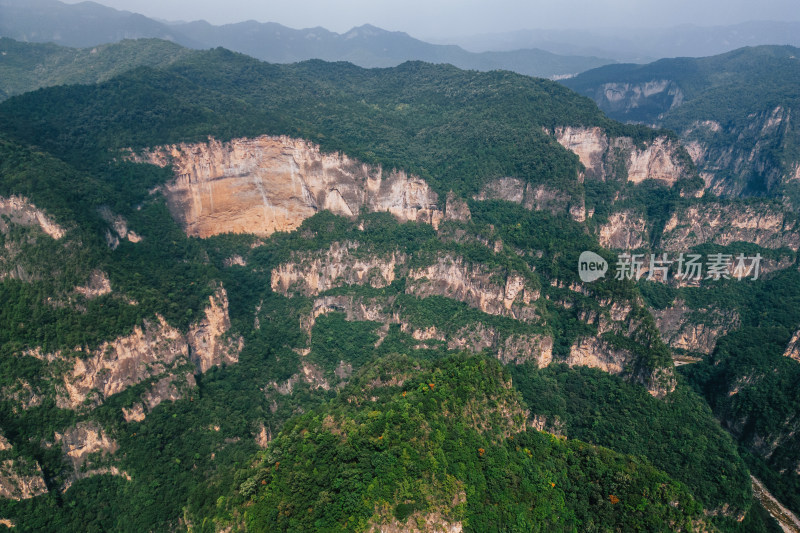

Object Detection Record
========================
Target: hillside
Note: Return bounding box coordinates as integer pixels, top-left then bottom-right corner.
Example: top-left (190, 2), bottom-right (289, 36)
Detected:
top-left (0, 43), bottom-right (794, 532)
top-left (563, 46), bottom-right (800, 199)
top-left (0, 38), bottom-right (193, 100)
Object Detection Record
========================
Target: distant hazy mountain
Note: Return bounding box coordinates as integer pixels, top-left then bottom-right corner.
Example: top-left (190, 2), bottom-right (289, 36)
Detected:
top-left (0, 0), bottom-right (613, 78)
top-left (449, 21), bottom-right (800, 63)
top-left (0, 0), bottom-right (200, 48)
top-left (562, 45), bottom-right (800, 198)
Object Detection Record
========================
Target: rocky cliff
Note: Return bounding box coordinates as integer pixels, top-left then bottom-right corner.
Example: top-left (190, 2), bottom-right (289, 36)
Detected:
top-left (0, 195), bottom-right (66, 240)
top-left (597, 210), bottom-right (650, 249)
top-left (651, 301), bottom-right (739, 355)
top-left (553, 127), bottom-right (690, 186)
top-left (0, 458), bottom-right (47, 500)
top-left (661, 202), bottom-right (800, 251)
top-left (137, 135), bottom-right (443, 238)
top-left (406, 253), bottom-right (539, 321)
top-left (271, 241), bottom-right (404, 297)
top-left (474, 177), bottom-right (582, 221)
top-left (16, 286), bottom-right (241, 417)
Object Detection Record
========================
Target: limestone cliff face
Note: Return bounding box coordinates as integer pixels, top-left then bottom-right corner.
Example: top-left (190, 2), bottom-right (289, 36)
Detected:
top-left (590, 80), bottom-right (684, 118)
top-left (474, 177), bottom-right (582, 221)
top-left (784, 330), bottom-right (800, 363)
top-left (676, 107), bottom-right (796, 197)
top-left (554, 127), bottom-right (689, 186)
top-left (597, 210), bottom-right (649, 249)
top-left (661, 203), bottom-right (799, 251)
top-left (25, 287), bottom-right (241, 416)
top-left (99, 206), bottom-right (141, 249)
top-left (566, 336), bottom-right (675, 398)
top-left (55, 422), bottom-right (123, 486)
top-left (406, 254), bottom-right (539, 321)
top-left (0, 458), bottom-right (47, 500)
top-left (137, 135), bottom-right (442, 238)
top-left (0, 196), bottom-right (66, 239)
top-left (295, 294), bottom-right (552, 369)
top-left (271, 241), bottom-right (404, 297)
top-left (652, 301), bottom-right (739, 355)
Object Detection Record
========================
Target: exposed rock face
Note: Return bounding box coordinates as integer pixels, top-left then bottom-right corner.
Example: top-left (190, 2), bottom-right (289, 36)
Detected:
top-left (444, 191), bottom-right (471, 222)
top-left (271, 241), bottom-right (404, 297)
top-left (652, 301), bottom-right (739, 355)
top-left (474, 177), bottom-right (579, 220)
top-left (661, 203), bottom-right (800, 251)
top-left (565, 336), bottom-right (675, 397)
top-left (55, 422), bottom-right (120, 483)
top-left (27, 287), bottom-right (240, 414)
top-left (554, 127), bottom-right (689, 186)
top-left (590, 80), bottom-right (684, 119)
top-left (74, 269), bottom-right (112, 299)
top-left (784, 330), bottom-right (800, 363)
top-left (0, 458), bottom-right (47, 500)
top-left (598, 210), bottom-right (649, 249)
top-left (676, 107), bottom-right (796, 197)
top-left (406, 254), bottom-right (538, 321)
top-left (137, 135), bottom-right (442, 238)
top-left (496, 334), bottom-right (553, 366)
top-left (0, 195), bottom-right (66, 239)
top-left (99, 206), bottom-right (141, 249)
top-left (566, 336), bottom-right (634, 376)
top-left (297, 293), bottom-right (552, 369)
top-left (122, 373), bottom-right (197, 423)
top-left (186, 288), bottom-right (243, 373)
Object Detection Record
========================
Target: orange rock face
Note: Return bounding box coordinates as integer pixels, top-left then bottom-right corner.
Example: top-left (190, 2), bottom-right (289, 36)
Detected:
top-left (137, 135), bottom-right (442, 238)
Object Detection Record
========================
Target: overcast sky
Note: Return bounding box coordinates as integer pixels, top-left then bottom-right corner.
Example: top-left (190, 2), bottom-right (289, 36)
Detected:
top-left (63, 0), bottom-right (800, 38)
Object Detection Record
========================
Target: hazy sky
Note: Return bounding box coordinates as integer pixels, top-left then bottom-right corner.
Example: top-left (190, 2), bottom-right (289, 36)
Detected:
top-left (63, 0), bottom-right (800, 38)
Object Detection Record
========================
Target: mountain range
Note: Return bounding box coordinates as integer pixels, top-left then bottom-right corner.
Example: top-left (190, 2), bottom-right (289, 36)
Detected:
top-left (0, 0), bottom-right (613, 78)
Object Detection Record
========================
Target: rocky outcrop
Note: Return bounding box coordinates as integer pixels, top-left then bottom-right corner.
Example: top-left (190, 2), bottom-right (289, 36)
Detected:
top-left (0, 195), bottom-right (66, 239)
top-left (99, 206), bottom-right (141, 249)
top-left (784, 330), bottom-right (800, 363)
top-left (566, 337), bottom-right (635, 376)
top-left (271, 241), bottom-right (404, 297)
top-left (589, 80), bottom-right (684, 119)
top-left (27, 287), bottom-right (241, 414)
top-left (496, 334), bottom-right (553, 366)
top-left (597, 210), bottom-right (649, 249)
top-left (474, 177), bottom-right (580, 220)
top-left (652, 301), bottom-right (739, 355)
top-left (74, 270), bottom-right (112, 299)
top-left (0, 458), bottom-right (47, 500)
top-left (565, 336), bottom-right (675, 397)
top-left (137, 135), bottom-right (442, 238)
top-left (661, 202), bottom-right (800, 251)
top-left (444, 192), bottom-right (471, 222)
top-left (676, 107), bottom-right (796, 197)
top-left (122, 373), bottom-right (197, 423)
top-left (406, 254), bottom-right (538, 321)
top-left (554, 127), bottom-right (689, 186)
top-left (55, 422), bottom-right (123, 485)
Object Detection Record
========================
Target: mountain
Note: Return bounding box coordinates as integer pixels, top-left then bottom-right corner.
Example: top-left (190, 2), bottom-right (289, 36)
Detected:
top-left (451, 21), bottom-right (800, 62)
top-left (562, 45), bottom-right (800, 200)
top-left (0, 0), bottom-right (198, 48)
top-left (0, 41), bottom-right (795, 531)
top-left (0, 0), bottom-right (613, 79)
top-left (0, 38), bottom-right (193, 100)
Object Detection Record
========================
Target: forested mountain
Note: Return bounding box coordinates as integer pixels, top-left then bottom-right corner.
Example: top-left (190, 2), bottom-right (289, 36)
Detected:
top-left (563, 46), bottom-right (800, 199)
top-left (0, 0), bottom-right (612, 79)
top-left (0, 39), bottom-right (796, 532)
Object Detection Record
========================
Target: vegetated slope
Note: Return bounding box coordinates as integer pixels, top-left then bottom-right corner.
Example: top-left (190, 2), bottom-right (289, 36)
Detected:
top-left (0, 48), bottom-right (785, 531)
top-left (0, 38), bottom-right (194, 101)
top-left (563, 46), bottom-right (800, 199)
top-left (214, 354), bottom-right (706, 532)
